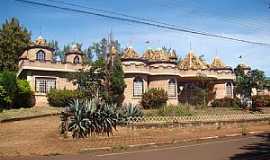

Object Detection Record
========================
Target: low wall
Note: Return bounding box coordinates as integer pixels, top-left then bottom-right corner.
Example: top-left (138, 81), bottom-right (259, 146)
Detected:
top-left (126, 117), bottom-right (270, 129)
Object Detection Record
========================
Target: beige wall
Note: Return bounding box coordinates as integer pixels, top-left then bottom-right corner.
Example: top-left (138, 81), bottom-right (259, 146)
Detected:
top-left (21, 48), bottom-right (53, 61)
top-left (123, 74), bottom-right (148, 105)
top-left (25, 71), bottom-right (77, 106)
top-left (65, 53), bottom-right (83, 64)
top-left (149, 75), bottom-right (178, 105)
top-left (214, 83), bottom-right (226, 99)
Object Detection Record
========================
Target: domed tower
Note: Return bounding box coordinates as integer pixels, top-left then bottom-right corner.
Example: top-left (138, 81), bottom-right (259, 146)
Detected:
top-left (19, 35), bottom-right (54, 63)
top-left (64, 44), bottom-right (83, 64)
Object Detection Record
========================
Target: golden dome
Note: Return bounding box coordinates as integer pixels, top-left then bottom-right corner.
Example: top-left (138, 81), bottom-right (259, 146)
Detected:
top-left (143, 49), bottom-right (170, 61)
top-left (178, 51), bottom-right (208, 70)
top-left (122, 47), bottom-right (139, 59)
top-left (210, 56), bottom-right (226, 68)
top-left (34, 36), bottom-right (47, 46)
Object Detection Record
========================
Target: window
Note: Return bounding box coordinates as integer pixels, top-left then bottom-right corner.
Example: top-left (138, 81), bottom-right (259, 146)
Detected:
top-left (36, 50), bottom-right (45, 61)
top-left (225, 82), bottom-right (233, 97)
top-left (35, 78), bottom-right (56, 93)
top-left (73, 56), bottom-right (80, 64)
top-left (168, 79), bottom-right (177, 97)
top-left (133, 77), bottom-right (144, 96)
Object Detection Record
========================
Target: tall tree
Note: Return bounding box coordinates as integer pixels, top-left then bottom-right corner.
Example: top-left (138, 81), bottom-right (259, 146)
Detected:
top-left (111, 56), bottom-right (126, 105)
top-left (0, 17), bottom-right (31, 71)
top-left (234, 65), bottom-right (265, 109)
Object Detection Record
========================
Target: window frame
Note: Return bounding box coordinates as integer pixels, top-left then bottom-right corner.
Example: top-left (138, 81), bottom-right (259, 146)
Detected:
top-left (35, 77), bottom-right (56, 94)
top-left (36, 50), bottom-right (46, 61)
top-left (73, 55), bottom-right (80, 64)
top-left (225, 82), bottom-right (233, 98)
top-left (168, 78), bottom-right (177, 97)
top-left (133, 77), bottom-right (144, 97)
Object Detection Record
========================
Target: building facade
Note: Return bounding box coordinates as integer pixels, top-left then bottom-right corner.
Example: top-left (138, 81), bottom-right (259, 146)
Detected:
top-left (17, 36), bottom-right (235, 106)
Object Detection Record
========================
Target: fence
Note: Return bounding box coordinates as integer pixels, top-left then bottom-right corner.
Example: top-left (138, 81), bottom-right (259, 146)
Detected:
top-left (126, 114), bottom-right (270, 124)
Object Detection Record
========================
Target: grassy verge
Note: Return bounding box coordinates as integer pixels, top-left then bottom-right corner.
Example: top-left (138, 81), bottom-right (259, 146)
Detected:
top-left (0, 106), bottom-right (63, 122)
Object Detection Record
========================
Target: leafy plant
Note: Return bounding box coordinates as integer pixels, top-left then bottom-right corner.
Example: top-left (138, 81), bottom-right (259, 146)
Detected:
top-left (118, 103), bottom-right (144, 122)
top-left (47, 89), bottom-right (83, 107)
top-left (141, 88), bottom-right (168, 109)
top-left (211, 97), bottom-right (241, 108)
top-left (252, 95), bottom-right (270, 108)
top-left (157, 104), bottom-right (193, 117)
top-left (60, 98), bottom-right (118, 139)
top-left (15, 79), bottom-right (34, 108)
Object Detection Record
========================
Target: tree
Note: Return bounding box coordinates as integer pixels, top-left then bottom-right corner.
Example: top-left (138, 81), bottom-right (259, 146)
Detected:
top-left (234, 65), bottom-right (265, 109)
top-left (48, 40), bottom-right (64, 61)
top-left (0, 17), bottom-right (31, 71)
top-left (68, 38), bottom-right (126, 106)
top-left (111, 56), bottom-right (126, 105)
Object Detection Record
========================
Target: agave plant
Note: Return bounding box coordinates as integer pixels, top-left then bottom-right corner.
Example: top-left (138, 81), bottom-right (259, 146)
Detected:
top-left (60, 98), bottom-right (119, 139)
top-left (118, 103), bottom-right (144, 123)
top-left (67, 99), bottom-right (91, 138)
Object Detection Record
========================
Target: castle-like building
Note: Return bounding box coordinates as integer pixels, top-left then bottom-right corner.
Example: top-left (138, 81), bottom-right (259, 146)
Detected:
top-left (17, 36), bottom-right (238, 106)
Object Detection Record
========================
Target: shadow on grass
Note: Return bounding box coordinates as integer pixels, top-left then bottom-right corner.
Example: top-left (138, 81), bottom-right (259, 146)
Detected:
top-left (230, 133), bottom-right (270, 160)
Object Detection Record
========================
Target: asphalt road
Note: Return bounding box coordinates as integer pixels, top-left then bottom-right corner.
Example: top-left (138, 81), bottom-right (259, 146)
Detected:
top-left (2, 133), bottom-right (270, 160)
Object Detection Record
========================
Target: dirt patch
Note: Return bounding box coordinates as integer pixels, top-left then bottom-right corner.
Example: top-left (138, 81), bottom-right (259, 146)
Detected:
top-left (0, 116), bottom-right (270, 157)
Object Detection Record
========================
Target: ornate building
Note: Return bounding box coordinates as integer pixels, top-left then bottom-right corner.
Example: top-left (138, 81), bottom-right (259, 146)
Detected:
top-left (17, 36), bottom-right (235, 106)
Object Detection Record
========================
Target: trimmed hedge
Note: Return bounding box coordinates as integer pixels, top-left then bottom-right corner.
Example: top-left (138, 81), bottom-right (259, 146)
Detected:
top-left (47, 89), bottom-right (84, 107)
top-left (141, 88), bottom-right (168, 109)
top-left (252, 95), bottom-right (270, 107)
top-left (211, 97), bottom-right (241, 108)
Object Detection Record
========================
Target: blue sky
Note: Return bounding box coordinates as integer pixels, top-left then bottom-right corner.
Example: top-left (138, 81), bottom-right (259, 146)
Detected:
top-left (1, 0), bottom-right (270, 75)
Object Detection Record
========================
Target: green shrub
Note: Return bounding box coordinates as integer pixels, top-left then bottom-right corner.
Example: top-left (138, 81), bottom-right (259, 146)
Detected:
top-left (141, 88), bottom-right (168, 109)
top-left (0, 71), bottom-right (34, 109)
top-left (0, 85), bottom-right (11, 109)
top-left (252, 95), bottom-right (270, 107)
top-left (47, 89), bottom-right (83, 107)
top-left (157, 104), bottom-right (193, 116)
top-left (14, 79), bottom-right (35, 108)
top-left (211, 97), bottom-right (241, 108)
top-left (0, 71), bottom-right (17, 108)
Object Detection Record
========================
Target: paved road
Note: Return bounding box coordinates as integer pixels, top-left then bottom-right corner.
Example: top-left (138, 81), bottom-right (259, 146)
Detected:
top-left (2, 134), bottom-right (270, 160)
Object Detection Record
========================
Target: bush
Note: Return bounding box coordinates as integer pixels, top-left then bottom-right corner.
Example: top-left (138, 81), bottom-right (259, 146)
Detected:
top-left (0, 71), bottom-right (17, 108)
top-left (211, 97), bottom-right (241, 108)
top-left (14, 79), bottom-right (35, 108)
top-left (47, 89), bottom-right (83, 107)
top-left (157, 104), bottom-right (193, 116)
top-left (0, 71), bottom-right (34, 109)
top-left (252, 95), bottom-right (270, 107)
top-left (141, 88), bottom-right (168, 109)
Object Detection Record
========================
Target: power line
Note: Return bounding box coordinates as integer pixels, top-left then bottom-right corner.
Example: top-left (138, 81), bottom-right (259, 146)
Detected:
top-left (15, 0), bottom-right (270, 46)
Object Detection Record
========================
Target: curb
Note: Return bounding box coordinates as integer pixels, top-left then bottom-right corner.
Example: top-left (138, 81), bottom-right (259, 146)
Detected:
top-left (0, 112), bottom-right (60, 123)
top-left (80, 131), bottom-right (269, 153)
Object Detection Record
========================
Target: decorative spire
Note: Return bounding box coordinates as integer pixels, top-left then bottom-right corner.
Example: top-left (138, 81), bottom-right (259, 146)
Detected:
top-left (34, 35), bottom-right (47, 46)
top-left (211, 56), bottom-right (226, 68)
top-left (178, 51), bottom-right (208, 70)
top-left (122, 47), bottom-right (139, 59)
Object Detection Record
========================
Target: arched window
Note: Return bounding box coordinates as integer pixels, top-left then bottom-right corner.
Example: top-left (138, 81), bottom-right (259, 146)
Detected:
top-left (73, 56), bottom-right (80, 64)
top-left (225, 82), bottom-right (233, 97)
top-left (168, 79), bottom-right (177, 97)
top-left (36, 50), bottom-right (45, 61)
top-left (133, 77), bottom-right (144, 96)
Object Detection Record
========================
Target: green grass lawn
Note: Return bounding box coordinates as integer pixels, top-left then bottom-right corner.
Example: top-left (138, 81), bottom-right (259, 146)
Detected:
top-left (0, 106), bottom-right (63, 121)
